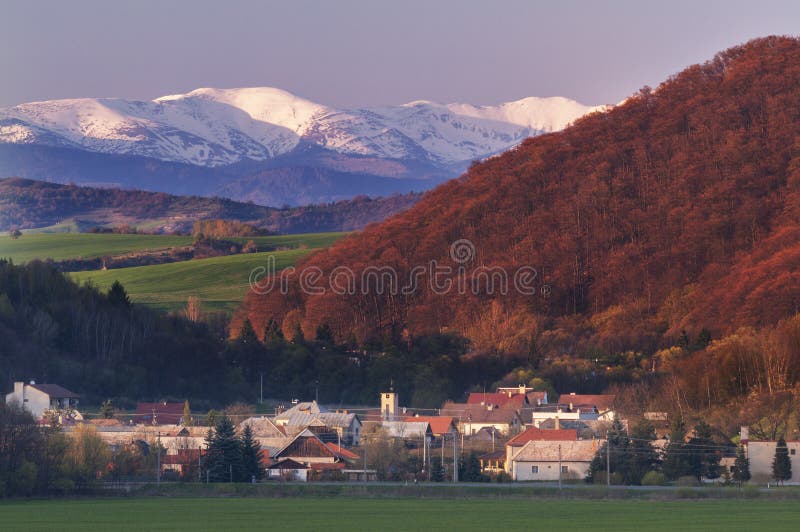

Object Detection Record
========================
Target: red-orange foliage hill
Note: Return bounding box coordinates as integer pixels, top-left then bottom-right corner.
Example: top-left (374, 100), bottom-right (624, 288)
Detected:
top-left (234, 37), bottom-right (800, 354)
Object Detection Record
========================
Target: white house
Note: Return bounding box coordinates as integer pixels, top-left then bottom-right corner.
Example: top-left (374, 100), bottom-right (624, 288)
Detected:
top-left (273, 401), bottom-right (361, 445)
top-left (5, 381), bottom-right (80, 421)
top-left (746, 439), bottom-right (800, 484)
top-left (508, 439), bottom-right (600, 481)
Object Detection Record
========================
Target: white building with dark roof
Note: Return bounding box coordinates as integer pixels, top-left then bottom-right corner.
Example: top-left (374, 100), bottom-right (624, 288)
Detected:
top-left (5, 381), bottom-right (80, 420)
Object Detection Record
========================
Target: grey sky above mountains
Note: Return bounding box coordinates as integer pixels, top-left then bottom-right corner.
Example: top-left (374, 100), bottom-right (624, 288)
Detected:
top-left (2, 0), bottom-right (799, 108)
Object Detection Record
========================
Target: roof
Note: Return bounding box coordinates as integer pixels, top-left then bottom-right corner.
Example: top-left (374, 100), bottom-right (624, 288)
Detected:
top-left (403, 416), bottom-right (455, 435)
top-left (29, 383), bottom-right (79, 398)
top-left (526, 391), bottom-right (548, 405)
top-left (268, 458), bottom-right (308, 470)
top-left (134, 402), bottom-right (185, 425)
top-left (238, 416), bottom-right (286, 437)
top-left (479, 449), bottom-right (506, 461)
top-left (325, 443), bottom-right (360, 460)
top-left (309, 462), bottom-right (346, 471)
top-left (507, 427), bottom-right (578, 447)
top-left (466, 393), bottom-right (526, 408)
top-left (440, 402), bottom-right (522, 425)
top-left (274, 403), bottom-right (359, 430)
top-left (381, 421), bottom-right (432, 438)
top-left (559, 394), bottom-right (616, 412)
top-left (511, 439), bottom-right (599, 463)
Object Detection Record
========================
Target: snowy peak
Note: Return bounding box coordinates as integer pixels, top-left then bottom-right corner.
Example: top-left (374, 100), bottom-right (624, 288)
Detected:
top-left (0, 88), bottom-right (605, 167)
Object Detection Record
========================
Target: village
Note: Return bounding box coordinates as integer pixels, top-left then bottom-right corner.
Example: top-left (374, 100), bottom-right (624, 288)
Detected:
top-left (5, 380), bottom-right (797, 486)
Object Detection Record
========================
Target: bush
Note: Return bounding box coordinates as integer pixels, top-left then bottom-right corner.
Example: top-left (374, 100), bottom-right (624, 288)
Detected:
top-left (641, 471), bottom-right (667, 486)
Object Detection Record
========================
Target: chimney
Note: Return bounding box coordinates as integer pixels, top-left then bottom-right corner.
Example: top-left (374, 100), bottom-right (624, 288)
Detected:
top-left (555, 416), bottom-right (560, 431)
top-left (13, 382), bottom-right (23, 395)
top-left (740, 426), bottom-right (749, 444)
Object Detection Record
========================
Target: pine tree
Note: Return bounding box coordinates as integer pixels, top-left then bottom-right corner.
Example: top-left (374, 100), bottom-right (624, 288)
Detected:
top-left (263, 319), bottom-right (284, 345)
top-left (687, 421), bottom-right (721, 480)
top-left (430, 456), bottom-right (445, 482)
top-left (204, 416), bottom-right (245, 482)
top-left (772, 437), bottom-right (792, 485)
top-left (588, 418), bottom-right (632, 484)
top-left (99, 400), bottom-right (115, 419)
top-left (628, 419), bottom-right (661, 484)
top-left (182, 401), bottom-right (192, 426)
top-left (732, 444), bottom-right (751, 486)
top-left (107, 281), bottom-right (131, 308)
top-left (240, 424), bottom-right (264, 481)
top-left (662, 416), bottom-right (694, 480)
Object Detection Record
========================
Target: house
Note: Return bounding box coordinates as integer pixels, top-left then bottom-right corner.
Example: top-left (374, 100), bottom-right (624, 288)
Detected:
top-left (508, 439), bottom-right (600, 481)
top-left (134, 402), bottom-right (185, 425)
top-left (479, 449), bottom-right (506, 474)
top-left (269, 429), bottom-right (350, 480)
top-left (505, 426), bottom-right (600, 481)
top-left (5, 381), bottom-right (80, 420)
top-left (272, 428), bottom-right (341, 466)
top-left (267, 458), bottom-right (309, 481)
top-left (528, 404), bottom-right (602, 428)
top-left (380, 421), bottom-right (432, 440)
top-left (403, 416), bottom-right (458, 438)
top-left (273, 401), bottom-right (361, 445)
top-left (744, 435), bottom-right (800, 484)
top-left (237, 416), bottom-right (290, 457)
top-left (441, 401), bottom-right (524, 436)
top-left (494, 385), bottom-right (549, 406)
top-left (466, 392), bottom-right (527, 409)
top-left (557, 393), bottom-right (616, 420)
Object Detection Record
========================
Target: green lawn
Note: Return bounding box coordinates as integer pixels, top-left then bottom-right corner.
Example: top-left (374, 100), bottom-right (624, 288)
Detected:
top-left (0, 497), bottom-right (797, 531)
top-left (69, 249), bottom-right (314, 314)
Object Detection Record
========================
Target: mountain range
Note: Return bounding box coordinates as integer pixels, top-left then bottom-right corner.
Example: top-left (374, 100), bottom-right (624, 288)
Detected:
top-left (0, 88), bottom-right (602, 205)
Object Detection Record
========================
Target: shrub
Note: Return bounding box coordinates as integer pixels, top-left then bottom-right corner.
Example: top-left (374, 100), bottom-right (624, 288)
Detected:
top-left (641, 471), bottom-right (667, 486)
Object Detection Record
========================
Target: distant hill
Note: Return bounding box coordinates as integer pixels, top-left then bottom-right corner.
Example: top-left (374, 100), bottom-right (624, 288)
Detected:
top-left (0, 177), bottom-right (422, 234)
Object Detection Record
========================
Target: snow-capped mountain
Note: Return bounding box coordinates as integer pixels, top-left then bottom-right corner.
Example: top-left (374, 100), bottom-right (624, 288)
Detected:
top-left (0, 87), bottom-right (604, 167)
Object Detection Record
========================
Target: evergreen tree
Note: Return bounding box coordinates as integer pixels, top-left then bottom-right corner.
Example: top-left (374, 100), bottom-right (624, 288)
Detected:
top-left (107, 281), bottom-right (131, 308)
top-left (687, 421), bottom-right (721, 480)
top-left (99, 400), bottom-right (115, 419)
top-left (662, 416), bottom-right (694, 480)
top-left (182, 401), bottom-right (192, 426)
top-left (627, 419), bottom-right (661, 484)
top-left (732, 444), bottom-right (751, 486)
top-left (588, 418), bottom-right (632, 484)
top-left (316, 323), bottom-right (334, 344)
top-left (459, 451), bottom-right (485, 482)
top-left (263, 319), bottom-right (284, 345)
top-left (430, 456), bottom-right (445, 482)
top-left (772, 437), bottom-right (792, 485)
top-left (240, 424), bottom-right (264, 481)
top-left (204, 416), bottom-right (245, 482)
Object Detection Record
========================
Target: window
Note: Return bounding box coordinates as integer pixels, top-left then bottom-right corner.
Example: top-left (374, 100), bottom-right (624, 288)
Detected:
top-left (531, 466), bottom-right (539, 474)
top-left (561, 466), bottom-right (569, 473)
top-left (791, 449), bottom-right (796, 456)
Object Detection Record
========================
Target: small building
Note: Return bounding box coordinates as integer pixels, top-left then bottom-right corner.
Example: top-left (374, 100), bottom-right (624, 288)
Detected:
top-left (267, 458), bottom-right (309, 481)
top-left (508, 439), bottom-right (600, 481)
top-left (441, 401), bottom-right (524, 436)
top-left (273, 401), bottom-right (361, 445)
top-left (479, 449), bottom-right (506, 474)
top-left (746, 439), bottom-right (800, 484)
top-left (557, 393), bottom-right (616, 421)
top-left (403, 416), bottom-right (458, 438)
top-left (5, 381), bottom-right (80, 420)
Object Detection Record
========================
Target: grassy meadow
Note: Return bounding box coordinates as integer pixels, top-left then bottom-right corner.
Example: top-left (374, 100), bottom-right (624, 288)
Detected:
top-left (1, 497), bottom-right (798, 531)
top-left (69, 249), bottom-right (310, 313)
top-left (0, 231), bottom-right (346, 313)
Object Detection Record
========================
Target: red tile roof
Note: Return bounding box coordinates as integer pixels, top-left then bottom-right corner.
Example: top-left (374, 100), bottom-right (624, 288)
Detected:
top-left (467, 393), bottom-right (527, 408)
top-left (402, 416), bottom-right (455, 435)
top-left (134, 402), bottom-right (185, 425)
top-left (309, 462), bottom-right (346, 471)
top-left (559, 394), bottom-right (616, 411)
top-left (325, 443), bottom-right (360, 460)
top-left (507, 427), bottom-right (578, 447)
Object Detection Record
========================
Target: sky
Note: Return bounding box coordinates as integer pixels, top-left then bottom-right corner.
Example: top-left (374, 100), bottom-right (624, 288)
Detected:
top-left (2, 0), bottom-right (799, 108)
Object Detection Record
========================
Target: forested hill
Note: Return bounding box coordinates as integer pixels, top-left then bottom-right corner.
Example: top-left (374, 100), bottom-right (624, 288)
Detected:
top-left (0, 177), bottom-right (422, 234)
top-left (234, 36), bottom-right (800, 384)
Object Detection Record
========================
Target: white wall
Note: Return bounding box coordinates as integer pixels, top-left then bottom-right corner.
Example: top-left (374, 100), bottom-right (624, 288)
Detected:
top-left (747, 441), bottom-right (800, 484)
top-left (511, 460), bottom-right (589, 481)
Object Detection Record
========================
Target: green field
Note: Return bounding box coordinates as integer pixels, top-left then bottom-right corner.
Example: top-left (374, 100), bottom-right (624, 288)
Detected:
top-left (0, 233), bottom-right (193, 263)
top-left (0, 231), bottom-right (347, 264)
top-left (69, 249), bottom-right (314, 313)
top-left (0, 497), bottom-right (797, 531)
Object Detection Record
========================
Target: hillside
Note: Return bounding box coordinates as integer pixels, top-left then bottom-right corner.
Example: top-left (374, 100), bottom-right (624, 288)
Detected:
top-left (0, 177), bottom-right (422, 233)
top-left (233, 37), bottom-right (800, 412)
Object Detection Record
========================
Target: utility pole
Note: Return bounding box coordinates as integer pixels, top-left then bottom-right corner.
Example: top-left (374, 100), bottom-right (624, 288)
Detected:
top-left (363, 436), bottom-right (367, 483)
top-left (606, 431), bottom-right (611, 487)
top-left (156, 431), bottom-right (161, 484)
top-left (259, 373), bottom-right (263, 405)
top-left (453, 433), bottom-right (458, 483)
top-left (558, 444), bottom-right (562, 491)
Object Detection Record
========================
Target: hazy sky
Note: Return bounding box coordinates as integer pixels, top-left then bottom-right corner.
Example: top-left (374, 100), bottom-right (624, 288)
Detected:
top-left (2, 0), bottom-right (799, 108)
